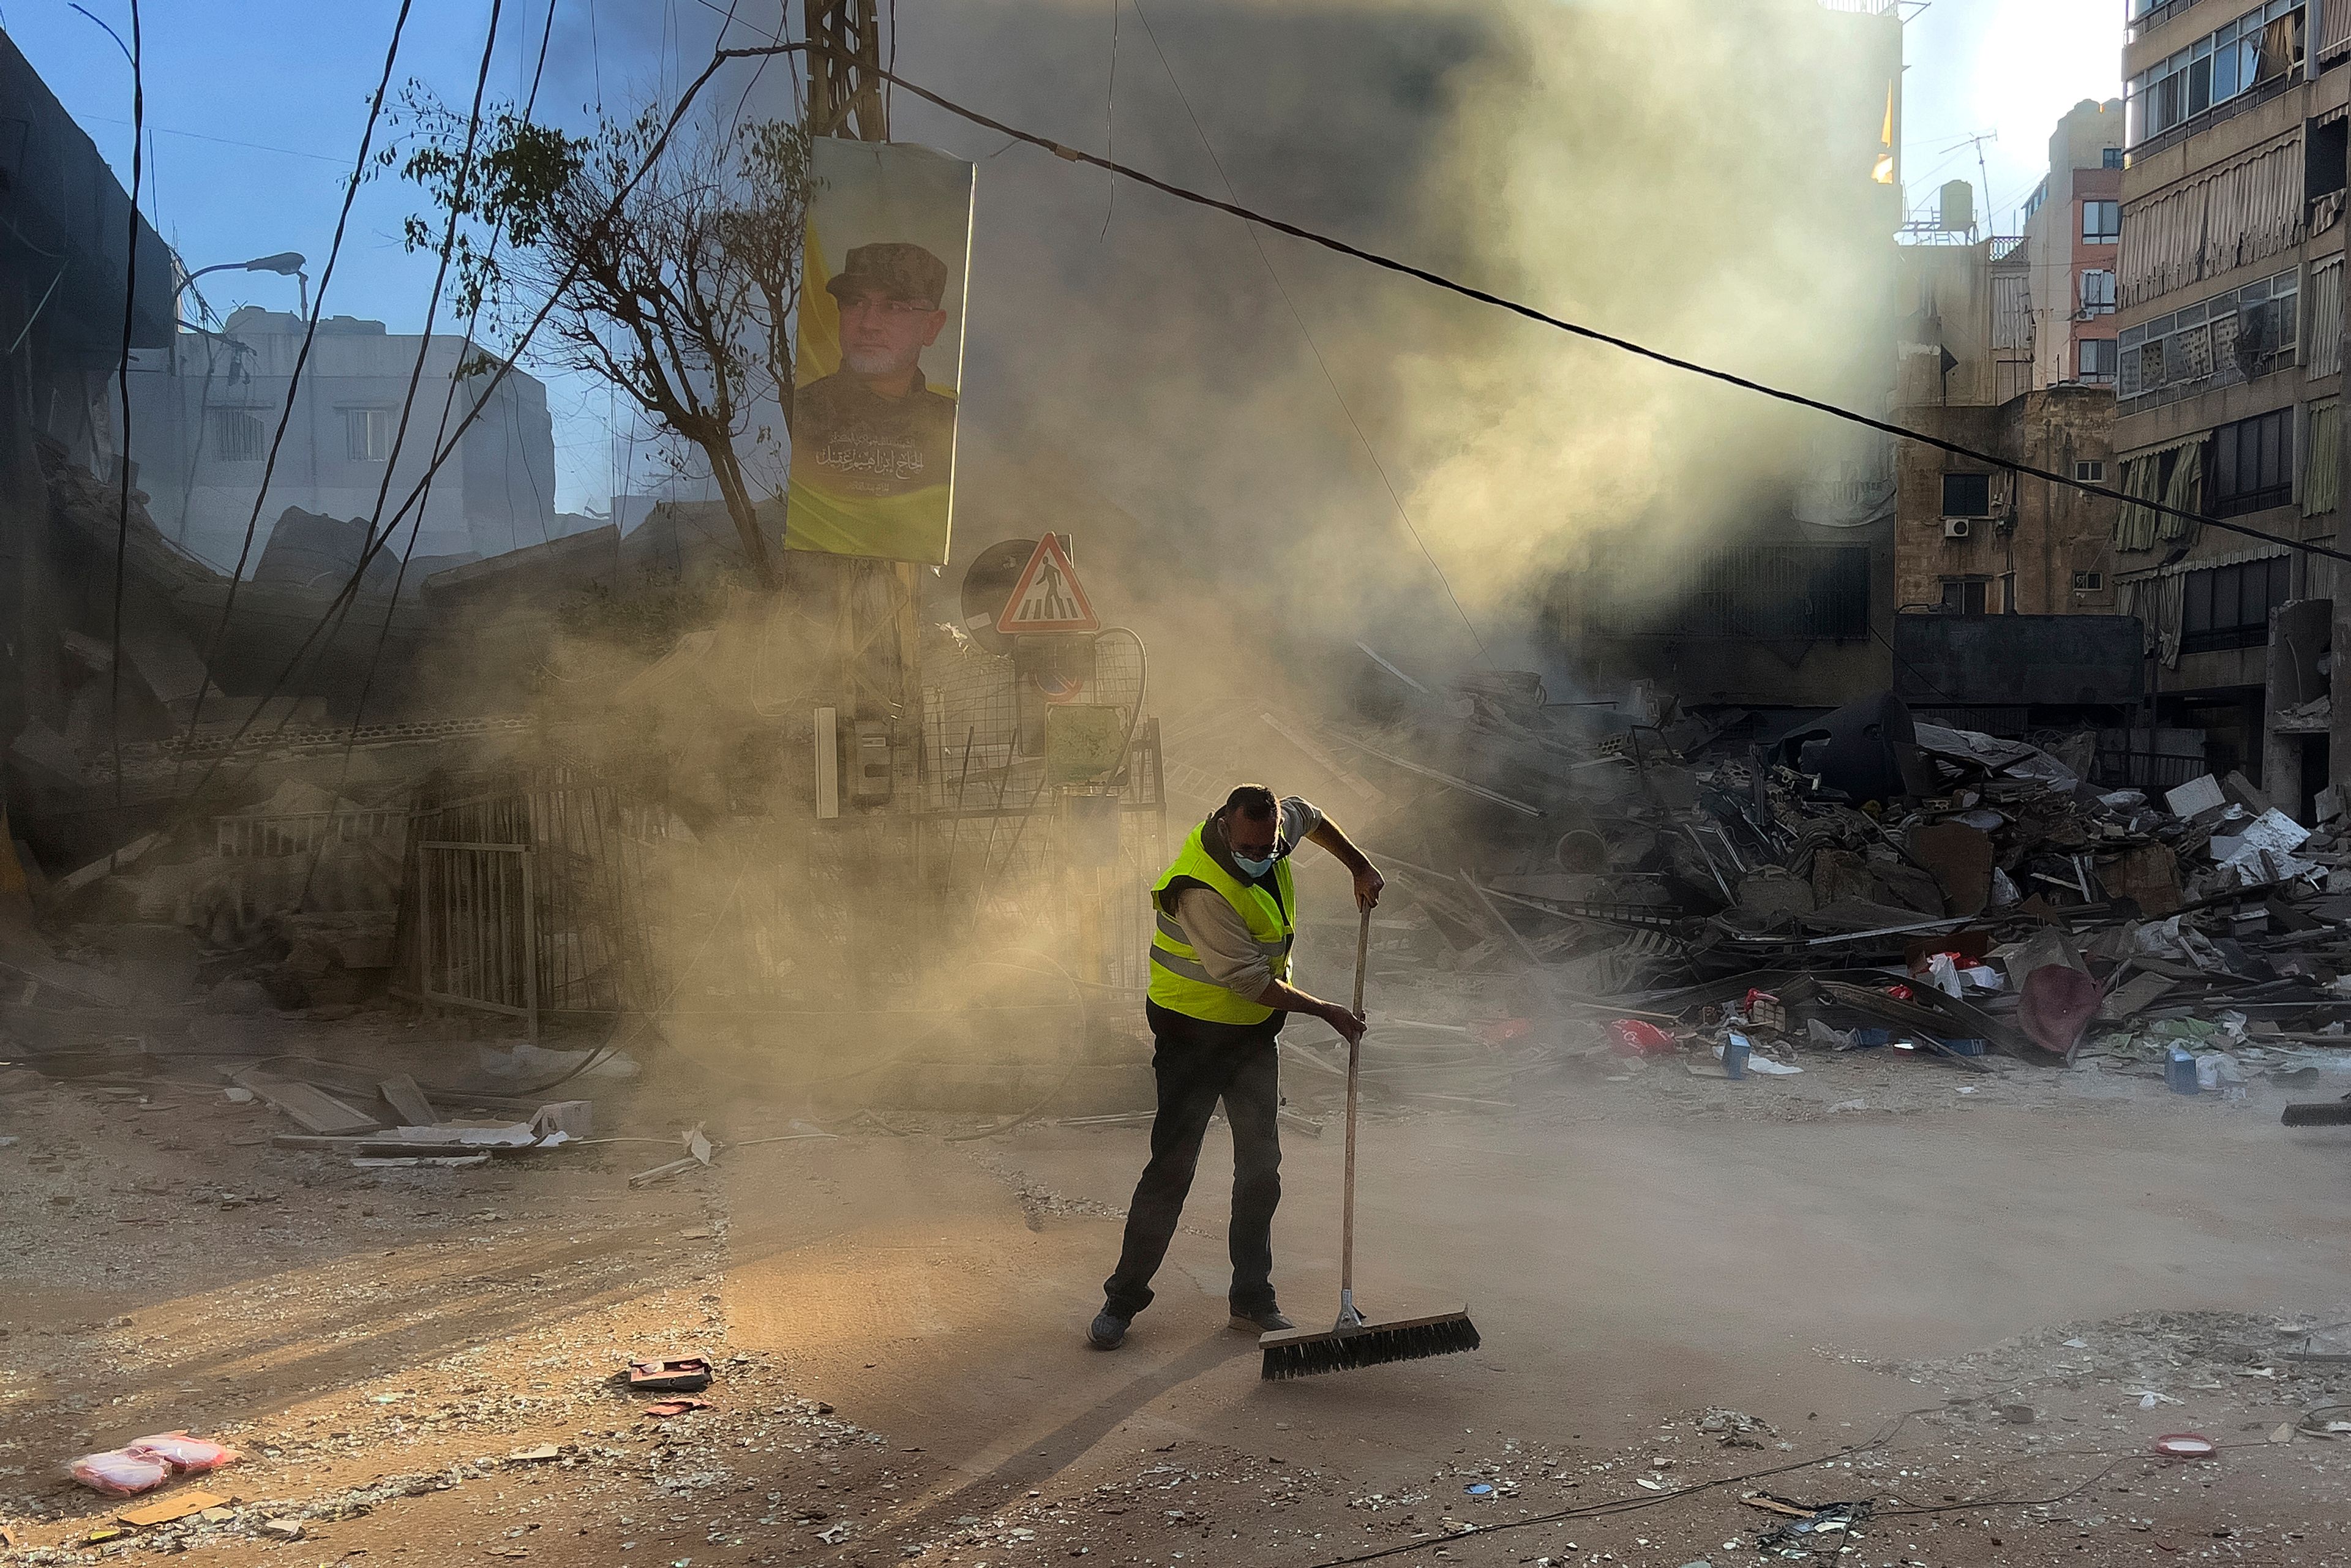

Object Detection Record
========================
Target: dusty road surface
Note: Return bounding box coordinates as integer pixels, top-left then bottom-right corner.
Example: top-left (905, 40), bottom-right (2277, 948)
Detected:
top-left (6, 1038), bottom-right (2351, 1568)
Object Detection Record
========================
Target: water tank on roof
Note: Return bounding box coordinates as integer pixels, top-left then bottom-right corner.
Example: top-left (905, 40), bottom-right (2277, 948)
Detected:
top-left (1941, 179), bottom-right (1975, 233)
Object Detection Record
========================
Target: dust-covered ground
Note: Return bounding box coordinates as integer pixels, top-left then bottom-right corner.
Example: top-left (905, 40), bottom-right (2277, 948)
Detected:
top-left (4, 1027), bottom-right (2350, 1568)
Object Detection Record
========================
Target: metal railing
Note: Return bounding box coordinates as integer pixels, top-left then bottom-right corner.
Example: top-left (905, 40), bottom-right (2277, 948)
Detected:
top-left (216, 808), bottom-right (407, 858)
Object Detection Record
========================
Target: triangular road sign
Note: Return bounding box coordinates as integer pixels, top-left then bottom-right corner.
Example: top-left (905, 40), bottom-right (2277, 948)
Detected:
top-left (996, 535), bottom-right (1100, 635)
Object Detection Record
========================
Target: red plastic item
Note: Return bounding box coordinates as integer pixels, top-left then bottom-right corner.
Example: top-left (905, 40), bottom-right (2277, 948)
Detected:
top-left (1605, 1019), bottom-right (1678, 1058)
top-left (1742, 989), bottom-right (1779, 1011)
top-left (1884, 983), bottom-right (1914, 1002)
top-left (128, 1432), bottom-right (241, 1474)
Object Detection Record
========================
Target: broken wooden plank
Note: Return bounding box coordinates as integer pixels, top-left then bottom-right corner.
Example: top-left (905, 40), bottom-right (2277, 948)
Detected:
top-left (628, 1155), bottom-right (704, 1188)
top-left (271, 1135), bottom-right (546, 1157)
top-left (260, 1057), bottom-right (388, 1099)
top-left (233, 1071), bottom-right (381, 1135)
top-left (378, 1074), bottom-right (438, 1128)
top-left (2099, 970), bottom-right (2178, 1022)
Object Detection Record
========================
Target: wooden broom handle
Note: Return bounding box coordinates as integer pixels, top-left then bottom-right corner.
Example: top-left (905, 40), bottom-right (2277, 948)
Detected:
top-left (1341, 907), bottom-right (1368, 1298)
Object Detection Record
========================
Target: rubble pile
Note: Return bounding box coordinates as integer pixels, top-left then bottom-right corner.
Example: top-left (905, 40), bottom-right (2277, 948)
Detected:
top-left (1292, 671), bottom-right (2351, 1100)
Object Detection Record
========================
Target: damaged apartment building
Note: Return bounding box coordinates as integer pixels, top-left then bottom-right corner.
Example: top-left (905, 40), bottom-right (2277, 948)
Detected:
top-left (1887, 102), bottom-right (2140, 749)
top-left (2113, 0), bottom-right (2350, 820)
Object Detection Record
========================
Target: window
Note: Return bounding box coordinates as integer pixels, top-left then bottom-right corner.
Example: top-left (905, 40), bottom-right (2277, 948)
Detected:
top-left (2074, 571), bottom-right (2105, 591)
top-left (2082, 201), bottom-right (2121, 244)
top-left (2023, 179), bottom-right (2050, 222)
top-left (345, 407), bottom-right (393, 462)
top-left (207, 408), bottom-right (264, 462)
top-left (1937, 472), bottom-right (1993, 514)
top-left (2080, 340), bottom-right (2120, 384)
top-left (2118, 267), bottom-right (2300, 405)
top-left (2075, 460), bottom-right (2107, 482)
top-left (1940, 579), bottom-right (1989, 615)
top-left (2182, 555), bottom-right (2292, 652)
top-left (2126, 1), bottom-right (2307, 146)
top-left (2211, 407), bottom-right (2295, 516)
top-left (2309, 114), bottom-right (2349, 203)
top-left (2103, 147), bottom-right (2126, 170)
top-left (1941, 472), bottom-right (1993, 516)
top-left (2081, 269), bottom-right (2118, 314)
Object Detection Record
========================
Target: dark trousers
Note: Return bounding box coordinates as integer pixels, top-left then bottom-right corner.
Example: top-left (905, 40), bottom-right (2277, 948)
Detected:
top-left (1102, 1000), bottom-right (1285, 1319)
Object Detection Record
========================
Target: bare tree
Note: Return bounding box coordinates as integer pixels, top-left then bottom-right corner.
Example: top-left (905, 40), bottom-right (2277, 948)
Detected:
top-left (397, 94), bottom-right (811, 589)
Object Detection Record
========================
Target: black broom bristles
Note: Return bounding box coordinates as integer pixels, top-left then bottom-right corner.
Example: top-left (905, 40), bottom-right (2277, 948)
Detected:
top-left (1259, 1310), bottom-right (1480, 1381)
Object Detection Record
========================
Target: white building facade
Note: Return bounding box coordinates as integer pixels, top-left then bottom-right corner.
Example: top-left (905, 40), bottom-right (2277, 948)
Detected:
top-left (132, 307), bottom-right (558, 572)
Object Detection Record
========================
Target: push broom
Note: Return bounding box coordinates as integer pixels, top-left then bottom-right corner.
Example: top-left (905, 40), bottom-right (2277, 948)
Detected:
top-left (1260, 909), bottom-right (1480, 1380)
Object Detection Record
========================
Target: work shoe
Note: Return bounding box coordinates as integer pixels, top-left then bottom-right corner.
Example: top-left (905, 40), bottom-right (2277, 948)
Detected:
top-left (1229, 1306), bottom-right (1294, 1334)
top-left (1088, 1309), bottom-right (1131, 1350)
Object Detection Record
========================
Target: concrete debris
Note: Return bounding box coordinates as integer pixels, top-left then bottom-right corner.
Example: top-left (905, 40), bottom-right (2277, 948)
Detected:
top-left (1295, 682), bottom-right (2351, 1098)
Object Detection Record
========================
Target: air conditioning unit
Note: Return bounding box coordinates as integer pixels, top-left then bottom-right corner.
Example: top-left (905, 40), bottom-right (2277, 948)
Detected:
top-left (1942, 517), bottom-right (1973, 540)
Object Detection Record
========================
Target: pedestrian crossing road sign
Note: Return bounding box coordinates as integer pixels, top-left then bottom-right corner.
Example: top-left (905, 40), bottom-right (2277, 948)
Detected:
top-left (996, 533), bottom-right (1100, 635)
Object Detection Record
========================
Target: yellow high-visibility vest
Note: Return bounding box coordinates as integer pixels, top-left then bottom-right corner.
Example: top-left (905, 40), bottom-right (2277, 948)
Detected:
top-left (1146, 820), bottom-right (1296, 1026)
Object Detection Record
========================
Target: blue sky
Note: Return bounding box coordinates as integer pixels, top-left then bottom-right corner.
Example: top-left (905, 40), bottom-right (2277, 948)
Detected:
top-left (6, 0), bottom-right (2124, 515)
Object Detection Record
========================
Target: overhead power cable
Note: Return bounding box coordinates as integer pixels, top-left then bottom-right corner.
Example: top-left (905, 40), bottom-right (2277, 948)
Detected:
top-left (165, 39), bottom-right (2311, 817)
top-left (1125, 0), bottom-right (1493, 667)
top-left (844, 54), bottom-right (2351, 571)
top-left (157, 40), bottom-right (818, 820)
top-left (357, 0), bottom-right (506, 566)
top-left (297, 0), bottom-right (555, 909)
top-left (104, 0), bottom-right (146, 817)
top-left (170, 0), bottom-right (419, 796)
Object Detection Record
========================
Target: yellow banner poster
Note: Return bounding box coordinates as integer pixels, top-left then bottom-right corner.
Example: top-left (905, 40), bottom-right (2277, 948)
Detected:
top-left (786, 138), bottom-right (976, 566)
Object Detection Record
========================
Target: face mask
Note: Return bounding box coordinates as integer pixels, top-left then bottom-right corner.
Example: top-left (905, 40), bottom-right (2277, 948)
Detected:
top-left (1231, 852), bottom-right (1275, 879)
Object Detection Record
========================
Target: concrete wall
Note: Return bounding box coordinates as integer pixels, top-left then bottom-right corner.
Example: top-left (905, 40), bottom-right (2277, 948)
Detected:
top-left (1892, 233), bottom-right (2120, 620)
top-left (1889, 387), bottom-right (2119, 618)
top-left (0, 28), bottom-right (175, 752)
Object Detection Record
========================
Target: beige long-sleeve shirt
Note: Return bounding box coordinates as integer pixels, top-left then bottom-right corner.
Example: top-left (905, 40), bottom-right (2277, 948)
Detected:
top-left (1169, 796), bottom-right (1322, 997)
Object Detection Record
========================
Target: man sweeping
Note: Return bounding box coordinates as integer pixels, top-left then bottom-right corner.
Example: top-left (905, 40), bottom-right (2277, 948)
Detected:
top-left (1089, 784), bottom-right (1383, 1350)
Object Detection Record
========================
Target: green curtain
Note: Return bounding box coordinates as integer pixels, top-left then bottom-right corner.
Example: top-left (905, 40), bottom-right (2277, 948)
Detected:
top-left (2114, 454), bottom-right (2164, 552)
top-left (2306, 400), bottom-right (2341, 519)
top-left (2155, 442), bottom-right (2203, 547)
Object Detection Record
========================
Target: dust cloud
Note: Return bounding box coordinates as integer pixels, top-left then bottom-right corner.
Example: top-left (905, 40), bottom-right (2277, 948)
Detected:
top-left (562, 0), bottom-right (1902, 687)
top-left (495, 0), bottom-right (1909, 1070)
top-left (900, 0), bottom-right (1902, 682)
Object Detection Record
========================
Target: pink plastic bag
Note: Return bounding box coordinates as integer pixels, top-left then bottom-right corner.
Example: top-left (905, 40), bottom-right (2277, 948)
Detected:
top-left (129, 1432), bottom-right (241, 1473)
top-left (69, 1447), bottom-right (171, 1496)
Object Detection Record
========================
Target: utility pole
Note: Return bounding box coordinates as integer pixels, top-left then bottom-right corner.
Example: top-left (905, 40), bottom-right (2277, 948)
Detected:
top-left (805, 0), bottom-right (887, 143)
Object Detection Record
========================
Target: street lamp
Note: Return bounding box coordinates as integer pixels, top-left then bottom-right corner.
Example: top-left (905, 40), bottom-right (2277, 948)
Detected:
top-left (176, 250), bottom-right (310, 324)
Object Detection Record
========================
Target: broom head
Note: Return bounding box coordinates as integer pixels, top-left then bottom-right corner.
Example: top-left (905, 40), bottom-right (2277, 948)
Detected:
top-left (1259, 1307), bottom-right (1479, 1381)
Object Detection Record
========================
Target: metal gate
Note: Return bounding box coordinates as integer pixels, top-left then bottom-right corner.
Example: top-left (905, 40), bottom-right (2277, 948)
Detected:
top-left (391, 770), bottom-right (649, 1029)
top-left (414, 842), bottom-right (538, 1035)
